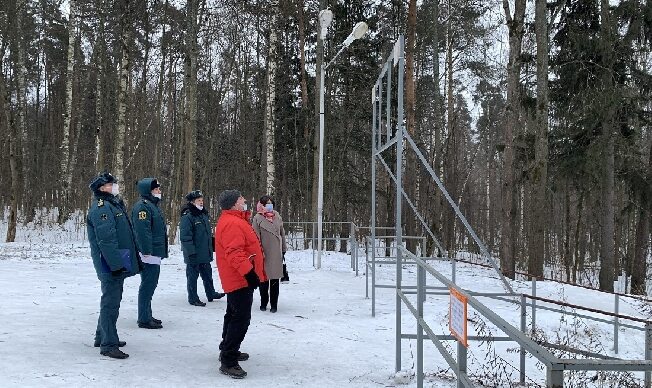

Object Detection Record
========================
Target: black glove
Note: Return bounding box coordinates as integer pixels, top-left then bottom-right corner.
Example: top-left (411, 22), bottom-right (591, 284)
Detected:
top-left (111, 267), bottom-right (127, 276)
top-left (244, 269), bottom-right (260, 290)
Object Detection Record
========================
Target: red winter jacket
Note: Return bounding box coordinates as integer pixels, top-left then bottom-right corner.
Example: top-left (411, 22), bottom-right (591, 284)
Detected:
top-left (215, 210), bottom-right (267, 293)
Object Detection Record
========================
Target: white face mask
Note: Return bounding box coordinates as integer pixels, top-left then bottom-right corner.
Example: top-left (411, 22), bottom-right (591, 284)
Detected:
top-left (111, 183), bottom-right (120, 196)
top-left (242, 204), bottom-right (248, 211)
top-left (196, 205), bottom-right (204, 210)
top-left (265, 204), bottom-right (274, 212)
top-left (153, 193), bottom-right (162, 199)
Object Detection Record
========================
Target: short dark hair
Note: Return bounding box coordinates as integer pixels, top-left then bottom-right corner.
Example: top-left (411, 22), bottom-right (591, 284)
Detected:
top-left (259, 195), bottom-right (274, 205)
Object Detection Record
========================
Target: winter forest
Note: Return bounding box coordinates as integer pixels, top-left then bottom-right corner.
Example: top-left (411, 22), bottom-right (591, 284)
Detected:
top-left (0, 0), bottom-right (650, 294)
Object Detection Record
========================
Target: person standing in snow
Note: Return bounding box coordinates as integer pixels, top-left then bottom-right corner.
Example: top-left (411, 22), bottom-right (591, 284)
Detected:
top-left (87, 172), bottom-right (142, 359)
top-left (179, 190), bottom-right (225, 306)
top-left (251, 195), bottom-right (286, 313)
top-left (214, 189), bottom-right (267, 379)
top-left (132, 178), bottom-right (168, 329)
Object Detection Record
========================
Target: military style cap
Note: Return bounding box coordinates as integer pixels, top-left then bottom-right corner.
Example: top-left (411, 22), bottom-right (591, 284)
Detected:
top-left (89, 172), bottom-right (117, 192)
top-left (185, 190), bottom-right (204, 202)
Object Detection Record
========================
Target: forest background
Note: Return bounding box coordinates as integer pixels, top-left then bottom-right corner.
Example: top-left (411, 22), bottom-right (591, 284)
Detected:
top-left (0, 0), bottom-right (650, 294)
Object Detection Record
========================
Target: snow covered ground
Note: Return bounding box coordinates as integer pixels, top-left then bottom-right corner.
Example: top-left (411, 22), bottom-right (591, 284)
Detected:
top-left (0, 223), bottom-right (650, 387)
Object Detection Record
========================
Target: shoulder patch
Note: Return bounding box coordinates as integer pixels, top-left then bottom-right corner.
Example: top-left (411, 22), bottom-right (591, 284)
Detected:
top-left (138, 211), bottom-right (148, 220)
top-left (98, 199), bottom-right (104, 207)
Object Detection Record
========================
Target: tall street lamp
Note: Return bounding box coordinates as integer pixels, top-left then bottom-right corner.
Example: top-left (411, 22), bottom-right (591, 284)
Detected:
top-left (316, 11), bottom-right (368, 269)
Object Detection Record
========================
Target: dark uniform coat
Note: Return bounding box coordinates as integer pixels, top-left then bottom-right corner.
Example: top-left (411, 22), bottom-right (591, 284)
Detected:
top-left (179, 203), bottom-right (213, 265)
top-left (87, 192), bottom-right (141, 277)
top-left (131, 178), bottom-right (168, 258)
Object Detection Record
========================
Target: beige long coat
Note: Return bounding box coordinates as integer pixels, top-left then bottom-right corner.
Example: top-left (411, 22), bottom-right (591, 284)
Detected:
top-left (252, 211), bottom-right (287, 280)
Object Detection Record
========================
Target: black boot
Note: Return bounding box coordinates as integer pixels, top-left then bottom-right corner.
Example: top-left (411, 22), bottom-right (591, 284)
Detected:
top-left (152, 317), bottom-right (162, 325)
top-left (190, 300), bottom-right (206, 307)
top-left (100, 349), bottom-right (129, 359)
top-left (220, 364), bottom-right (247, 379)
top-left (138, 320), bottom-right (163, 329)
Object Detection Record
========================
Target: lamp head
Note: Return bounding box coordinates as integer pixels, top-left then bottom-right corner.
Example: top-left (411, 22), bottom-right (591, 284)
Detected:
top-left (319, 9), bottom-right (333, 40)
top-left (343, 21), bottom-right (369, 47)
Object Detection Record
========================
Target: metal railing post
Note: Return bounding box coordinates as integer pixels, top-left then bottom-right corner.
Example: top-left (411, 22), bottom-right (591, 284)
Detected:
top-left (372, 237), bottom-right (377, 317)
top-left (350, 222), bottom-right (354, 271)
top-left (532, 278), bottom-right (537, 333)
top-left (645, 322), bottom-right (651, 387)
top-left (547, 366), bottom-right (564, 388)
top-left (452, 258), bottom-right (456, 285)
top-left (365, 237), bottom-right (369, 299)
top-left (457, 341), bottom-right (467, 388)
top-left (417, 263), bottom-right (424, 388)
top-left (614, 282), bottom-right (619, 354)
top-left (520, 294), bottom-right (526, 385)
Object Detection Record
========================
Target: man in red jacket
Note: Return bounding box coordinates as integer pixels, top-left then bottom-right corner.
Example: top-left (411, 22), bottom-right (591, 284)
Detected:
top-left (214, 189), bottom-right (267, 379)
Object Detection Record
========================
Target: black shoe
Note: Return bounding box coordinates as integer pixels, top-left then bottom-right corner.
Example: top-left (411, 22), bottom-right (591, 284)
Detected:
top-left (220, 352), bottom-right (249, 362)
top-left (138, 320), bottom-right (163, 329)
top-left (270, 307), bottom-right (277, 313)
top-left (94, 340), bottom-right (126, 348)
top-left (220, 364), bottom-right (247, 379)
top-left (100, 348), bottom-right (129, 359)
top-left (152, 317), bottom-right (162, 325)
top-left (208, 292), bottom-right (226, 302)
top-left (259, 306), bottom-right (266, 311)
top-left (190, 300), bottom-right (206, 307)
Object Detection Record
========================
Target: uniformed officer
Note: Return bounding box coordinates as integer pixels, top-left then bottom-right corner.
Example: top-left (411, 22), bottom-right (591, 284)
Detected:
top-left (87, 172), bottom-right (141, 359)
top-left (132, 178), bottom-right (168, 329)
top-left (180, 190), bottom-right (225, 306)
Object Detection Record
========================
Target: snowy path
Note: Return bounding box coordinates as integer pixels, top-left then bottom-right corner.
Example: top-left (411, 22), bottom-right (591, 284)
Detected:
top-left (1, 241), bottom-right (649, 387)
top-left (0, 245), bottom-right (436, 387)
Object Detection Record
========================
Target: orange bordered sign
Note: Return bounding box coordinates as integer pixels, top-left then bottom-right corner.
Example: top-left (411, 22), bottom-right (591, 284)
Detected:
top-left (449, 287), bottom-right (468, 348)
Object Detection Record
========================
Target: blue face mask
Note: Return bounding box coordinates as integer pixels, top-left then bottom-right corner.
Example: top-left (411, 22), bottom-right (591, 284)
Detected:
top-left (265, 204), bottom-right (273, 212)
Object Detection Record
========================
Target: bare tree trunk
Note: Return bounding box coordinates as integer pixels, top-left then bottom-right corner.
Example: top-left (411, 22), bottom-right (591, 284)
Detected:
top-left (631, 144), bottom-right (651, 295)
top-left (443, 11), bottom-right (457, 256)
top-left (500, 0), bottom-right (526, 279)
top-left (60, 0), bottom-right (78, 210)
top-left (527, 0), bottom-right (549, 279)
top-left (154, 0), bottom-right (169, 176)
top-left (183, 0), bottom-right (199, 194)
top-left (263, 0), bottom-right (280, 194)
top-left (114, 0), bottom-right (131, 180)
top-left (598, 0), bottom-right (615, 292)
top-left (1, 68), bottom-right (17, 242)
top-left (94, 5), bottom-right (106, 172)
top-left (14, 0), bottom-right (27, 212)
top-left (298, 0), bottom-right (309, 142)
top-left (572, 189), bottom-right (585, 283)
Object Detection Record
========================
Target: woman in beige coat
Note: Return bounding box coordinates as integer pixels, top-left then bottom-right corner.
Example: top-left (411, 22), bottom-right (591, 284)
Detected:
top-left (252, 195), bottom-right (287, 313)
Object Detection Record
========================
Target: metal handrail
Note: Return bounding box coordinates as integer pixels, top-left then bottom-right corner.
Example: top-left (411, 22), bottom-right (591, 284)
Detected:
top-left (396, 246), bottom-right (652, 387)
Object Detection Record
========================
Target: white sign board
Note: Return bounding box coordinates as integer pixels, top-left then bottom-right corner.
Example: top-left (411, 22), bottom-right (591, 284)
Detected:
top-left (449, 288), bottom-right (468, 347)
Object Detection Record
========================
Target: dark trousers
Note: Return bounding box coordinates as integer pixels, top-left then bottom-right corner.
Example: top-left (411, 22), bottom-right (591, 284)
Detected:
top-left (138, 263), bottom-right (160, 324)
top-left (186, 262), bottom-right (219, 303)
top-left (95, 273), bottom-right (125, 352)
top-left (219, 287), bottom-right (253, 367)
top-left (259, 279), bottom-right (279, 309)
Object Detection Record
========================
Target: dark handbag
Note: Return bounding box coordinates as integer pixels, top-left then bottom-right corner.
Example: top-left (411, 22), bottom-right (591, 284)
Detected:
top-left (281, 260), bottom-right (289, 282)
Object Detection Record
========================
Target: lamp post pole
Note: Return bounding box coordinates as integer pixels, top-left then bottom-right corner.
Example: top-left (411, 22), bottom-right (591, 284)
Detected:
top-left (315, 17), bottom-right (368, 270)
top-left (316, 62), bottom-right (325, 269)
